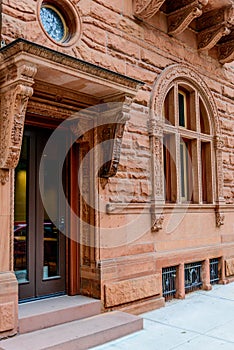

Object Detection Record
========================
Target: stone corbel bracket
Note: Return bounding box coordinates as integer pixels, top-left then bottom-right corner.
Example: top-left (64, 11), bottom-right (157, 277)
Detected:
top-left (218, 30), bottom-right (234, 64)
top-left (168, 0), bottom-right (208, 36)
top-left (197, 5), bottom-right (234, 51)
top-left (0, 62), bottom-right (37, 176)
top-left (133, 0), bottom-right (166, 20)
top-left (98, 96), bottom-right (132, 178)
top-left (216, 210), bottom-right (225, 227)
top-left (151, 212), bottom-right (164, 232)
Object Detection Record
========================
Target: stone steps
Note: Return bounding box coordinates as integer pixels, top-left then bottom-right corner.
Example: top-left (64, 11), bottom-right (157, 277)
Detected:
top-left (18, 295), bottom-right (101, 334)
top-left (0, 311), bottom-right (143, 350)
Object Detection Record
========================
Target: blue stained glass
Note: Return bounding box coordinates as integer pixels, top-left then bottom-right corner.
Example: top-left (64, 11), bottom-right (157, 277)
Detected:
top-left (40, 7), bottom-right (65, 42)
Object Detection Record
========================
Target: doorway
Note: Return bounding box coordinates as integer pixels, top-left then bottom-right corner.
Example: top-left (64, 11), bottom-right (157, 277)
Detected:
top-left (14, 126), bottom-right (68, 301)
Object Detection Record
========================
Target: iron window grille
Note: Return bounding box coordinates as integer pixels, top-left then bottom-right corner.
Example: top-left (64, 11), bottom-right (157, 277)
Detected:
top-left (184, 262), bottom-right (202, 293)
top-left (210, 258), bottom-right (219, 284)
top-left (162, 266), bottom-right (177, 300)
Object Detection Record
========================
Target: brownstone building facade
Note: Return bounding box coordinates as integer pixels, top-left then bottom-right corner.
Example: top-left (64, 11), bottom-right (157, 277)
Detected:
top-left (0, 0), bottom-right (234, 338)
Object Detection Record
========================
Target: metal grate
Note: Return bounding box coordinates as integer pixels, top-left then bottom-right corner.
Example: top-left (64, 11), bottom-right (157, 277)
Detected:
top-left (210, 258), bottom-right (219, 284)
top-left (184, 262), bottom-right (202, 293)
top-left (162, 266), bottom-right (177, 300)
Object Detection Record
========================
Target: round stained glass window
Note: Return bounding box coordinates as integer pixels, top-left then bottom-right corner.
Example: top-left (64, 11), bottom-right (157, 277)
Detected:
top-left (40, 5), bottom-right (67, 42)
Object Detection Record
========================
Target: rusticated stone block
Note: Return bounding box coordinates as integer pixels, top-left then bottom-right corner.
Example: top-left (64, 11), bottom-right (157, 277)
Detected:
top-left (0, 302), bottom-right (14, 332)
top-left (104, 274), bottom-right (161, 307)
top-left (226, 258), bottom-right (234, 277)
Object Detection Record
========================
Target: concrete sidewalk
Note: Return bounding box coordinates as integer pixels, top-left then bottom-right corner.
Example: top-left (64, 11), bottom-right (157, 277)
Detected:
top-left (92, 283), bottom-right (234, 350)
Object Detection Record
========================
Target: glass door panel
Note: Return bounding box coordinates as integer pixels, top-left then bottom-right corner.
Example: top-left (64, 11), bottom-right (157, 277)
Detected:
top-left (14, 127), bottom-right (66, 301)
top-left (14, 136), bottom-right (29, 283)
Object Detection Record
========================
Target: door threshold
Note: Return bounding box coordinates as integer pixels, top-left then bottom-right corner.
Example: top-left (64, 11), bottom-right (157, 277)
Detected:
top-left (19, 291), bottom-right (66, 304)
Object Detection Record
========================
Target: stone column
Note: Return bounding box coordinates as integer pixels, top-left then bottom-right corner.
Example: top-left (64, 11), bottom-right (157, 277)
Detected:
top-left (0, 61), bottom-right (37, 338)
top-left (175, 263), bottom-right (185, 299)
top-left (214, 136), bottom-right (226, 227)
top-left (202, 258), bottom-right (212, 291)
top-left (148, 118), bottom-right (165, 231)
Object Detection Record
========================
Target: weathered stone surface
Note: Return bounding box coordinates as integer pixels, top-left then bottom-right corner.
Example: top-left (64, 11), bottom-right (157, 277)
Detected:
top-left (226, 258), bottom-right (234, 276)
top-left (104, 274), bottom-right (161, 307)
top-left (0, 302), bottom-right (14, 332)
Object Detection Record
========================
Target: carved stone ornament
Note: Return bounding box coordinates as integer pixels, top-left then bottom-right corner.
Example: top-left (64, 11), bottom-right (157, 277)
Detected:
top-left (151, 213), bottom-right (164, 232)
top-left (98, 96), bottom-right (133, 178)
top-left (0, 62), bottom-right (37, 179)
top-left (0, 169), bottom-right (10, 185)
top-left (133, 0), bottom-right (166, 20)
top-left (168, 0), bottom-right (208, 36)
top-left (197, 5), bottom-right (234, 51)
top-left (216, 211), bottom-right (225, 227)
top-left (218, 38), bottom-right (234, 64)
top-left (150, 64), bottom-right (221, 136)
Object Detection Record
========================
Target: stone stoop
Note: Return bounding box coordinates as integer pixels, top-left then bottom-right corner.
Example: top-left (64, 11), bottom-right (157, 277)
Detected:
top-left (18, 295), bottom-right (101, 334)
top-left (0, 311), bottom-right (143, 350)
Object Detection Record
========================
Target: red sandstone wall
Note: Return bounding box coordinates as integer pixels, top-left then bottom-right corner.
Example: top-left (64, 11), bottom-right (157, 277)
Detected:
top-left (1, 1), bottom-right (234, 302)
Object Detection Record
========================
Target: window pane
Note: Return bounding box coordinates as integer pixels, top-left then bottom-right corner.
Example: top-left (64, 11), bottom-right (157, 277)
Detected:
top-left (14, 137), bottom-right (29, 283)
top-left (180, 142), bottom-right (186, 198)
top-left (179, 92), bottom-right (186, 127)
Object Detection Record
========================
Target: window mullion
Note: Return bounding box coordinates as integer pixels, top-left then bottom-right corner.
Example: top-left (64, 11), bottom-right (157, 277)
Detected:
top-left (193, 138), bottom-right (202, 204)
top-left (176, 133), bottom-right (182, 203)
top-left (174, 83), bottom-right (179, 127)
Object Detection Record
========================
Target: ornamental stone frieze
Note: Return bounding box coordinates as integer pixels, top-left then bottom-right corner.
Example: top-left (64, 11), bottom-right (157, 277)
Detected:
top-left (168, 0), bottom-right (208, 36)
top-left (0, 62), bottom-right (37, 174)
top-left (133, 0), bottom-right (166, 20)
top-left (197, 5), bottom-right (234, 50)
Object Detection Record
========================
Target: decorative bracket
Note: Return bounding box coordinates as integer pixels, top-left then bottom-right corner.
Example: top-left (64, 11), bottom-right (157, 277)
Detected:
top-left (218, 30), bottom-right (234, 64)
top-left (168, 0), bottom-right (208, 36)
top-left (151, 212), bottom-right (164, 232)
top-left (133, 0), bottom-right (166, 20)
top-left (98, 96), bottom-right (132, 179)
top-left (197, 5), bottom-right (234, 51)
top-left (216, 211), bottom-right (225, 227)
top-left (0, 62), bottom-right (37, 176)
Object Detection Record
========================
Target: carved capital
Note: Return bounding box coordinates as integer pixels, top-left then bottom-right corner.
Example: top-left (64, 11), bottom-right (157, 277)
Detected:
top-left (214, 135), bottom-right (224, 150)
top-left (148, 118), bottom-right (163, 137)
top-left (133, 0), bottom-right (166, 20)
top-left (216, 211), bottom-right (225, 227)
top-left (0, 63), bottom-right (37, 170)
top-left (197, 5), bottom-right (234, 51)
top-left (168, 0), bottom-right (207, 36)
top-left (151, 213), bottom-right (164, 232)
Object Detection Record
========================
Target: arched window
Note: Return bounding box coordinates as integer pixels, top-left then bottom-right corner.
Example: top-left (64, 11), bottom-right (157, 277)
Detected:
top-left (163, 82), bottom-right (214, 204)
